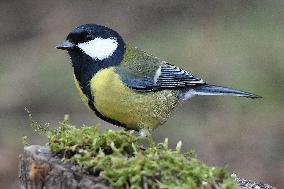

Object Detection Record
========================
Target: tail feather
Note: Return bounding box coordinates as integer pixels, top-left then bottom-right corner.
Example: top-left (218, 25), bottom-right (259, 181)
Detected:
top-left (183, 85), bottom-right (262, 100)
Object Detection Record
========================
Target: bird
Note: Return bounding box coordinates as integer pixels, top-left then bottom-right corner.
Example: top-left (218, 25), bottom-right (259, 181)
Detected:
top-left (56, 24), bottom-right (261, 134)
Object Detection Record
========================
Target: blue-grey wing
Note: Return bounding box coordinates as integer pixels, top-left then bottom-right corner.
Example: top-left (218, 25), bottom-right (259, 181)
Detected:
top-left (117, 63), bottom-right (205, 91)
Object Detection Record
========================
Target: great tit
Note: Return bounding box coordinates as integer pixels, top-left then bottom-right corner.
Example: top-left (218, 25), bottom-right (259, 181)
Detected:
top-left (56, 24), bottom-right (261, 132)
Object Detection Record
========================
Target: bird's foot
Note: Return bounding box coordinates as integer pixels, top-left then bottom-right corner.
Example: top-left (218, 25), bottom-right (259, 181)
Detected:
top-left (139, 129), bottom-right (154, 147)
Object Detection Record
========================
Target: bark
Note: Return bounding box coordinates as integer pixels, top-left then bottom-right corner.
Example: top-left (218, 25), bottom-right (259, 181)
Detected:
top-left (19, 145), bottom-right (276, 189)
top-left (19, 145), bottom-right (111, 189)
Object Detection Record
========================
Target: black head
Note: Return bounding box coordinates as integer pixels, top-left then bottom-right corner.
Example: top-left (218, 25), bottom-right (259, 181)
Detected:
top-left (56, 24), bottom-right (125, 64)
top-left (56, 24), bottom-right (125, 105)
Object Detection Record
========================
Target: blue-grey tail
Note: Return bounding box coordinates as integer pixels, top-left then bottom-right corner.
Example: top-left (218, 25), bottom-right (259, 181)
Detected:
top-left (191, 85), bottom-right (262, 99)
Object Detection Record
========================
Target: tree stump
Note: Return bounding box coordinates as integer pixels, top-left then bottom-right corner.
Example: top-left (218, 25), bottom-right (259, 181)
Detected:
top-left (19, 145), bottom-right (276, 189)
top-left (19, 145), bottom-right (111, 189)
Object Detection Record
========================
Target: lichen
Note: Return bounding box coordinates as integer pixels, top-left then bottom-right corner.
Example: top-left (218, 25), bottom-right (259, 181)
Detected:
top-left (30, 115), bottom-right (237, 189)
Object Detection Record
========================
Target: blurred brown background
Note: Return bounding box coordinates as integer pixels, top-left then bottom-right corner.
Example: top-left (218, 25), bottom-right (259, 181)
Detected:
top-left (0, 0), bottom-right (283, 188)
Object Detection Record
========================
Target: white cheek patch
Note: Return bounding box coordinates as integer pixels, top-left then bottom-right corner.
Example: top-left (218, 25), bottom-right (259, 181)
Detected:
top-left (78, 37), bottom-right (118, 60)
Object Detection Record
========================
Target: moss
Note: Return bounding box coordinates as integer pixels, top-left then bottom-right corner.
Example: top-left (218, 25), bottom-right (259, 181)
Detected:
top-left (31, 115), bottom-right (237, 189)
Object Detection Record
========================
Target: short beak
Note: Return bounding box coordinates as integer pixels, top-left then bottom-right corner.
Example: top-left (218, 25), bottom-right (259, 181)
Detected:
top-left (55, 40), bottom-right (75, 50)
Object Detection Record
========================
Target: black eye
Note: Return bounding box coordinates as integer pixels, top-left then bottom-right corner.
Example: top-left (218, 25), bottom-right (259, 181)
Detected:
top-left (85, 34), bottom-right (92, 41)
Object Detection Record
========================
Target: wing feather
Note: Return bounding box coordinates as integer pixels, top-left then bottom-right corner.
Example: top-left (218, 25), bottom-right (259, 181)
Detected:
top-left (155, 64), bottom-right (205, 89)
top-left (116, 47), bottom-right (205, 91)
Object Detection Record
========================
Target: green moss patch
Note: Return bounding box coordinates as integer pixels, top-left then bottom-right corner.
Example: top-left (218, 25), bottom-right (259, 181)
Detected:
top-left (31, 115), bottom-right (237, 189)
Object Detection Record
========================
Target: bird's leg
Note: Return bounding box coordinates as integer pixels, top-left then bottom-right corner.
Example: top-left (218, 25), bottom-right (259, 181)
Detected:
top-left (139, 129), bottom-right (154, 147)
top-left (138, 130), bottom-right (149, 137)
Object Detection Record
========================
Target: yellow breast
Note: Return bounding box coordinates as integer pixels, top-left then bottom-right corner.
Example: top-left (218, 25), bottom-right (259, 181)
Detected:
top-left (90, 67), bottom-right (178, 130)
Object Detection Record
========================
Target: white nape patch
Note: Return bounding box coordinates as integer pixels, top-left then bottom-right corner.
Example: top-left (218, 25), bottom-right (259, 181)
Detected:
top-left (78, 37), bottom-right (118, 60)
top-left (154, 66), bottom-right (162, 83)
